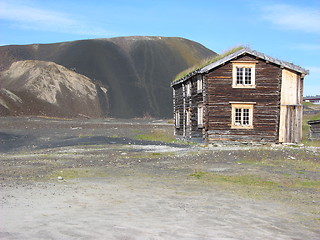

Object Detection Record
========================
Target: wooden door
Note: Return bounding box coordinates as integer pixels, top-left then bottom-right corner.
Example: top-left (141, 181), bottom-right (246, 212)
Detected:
top-left (279, 70), bottom-right (302, 143)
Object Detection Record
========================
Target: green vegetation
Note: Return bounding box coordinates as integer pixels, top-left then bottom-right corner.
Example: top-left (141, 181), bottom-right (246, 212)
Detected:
top-left (190, 169), bottom-right (320, 199)
top-left (173, 46), bottom-right (244, 82)
top-left (79, 133), bottom-right (93, 138)
top-left (134, 129), bottom-right (177, 143)
top-left (190, 149), bottom-right (320, 224)
top-left (303, 101), bottom-right (316, 107)
top-left (190, 171), bottom-right (277, 187)
top-left (47, 168), bottom-right (107, 180)
top-left (237, 157), bottom-right (320, 173)
top-left (110, 135), bottom-right (120, 138)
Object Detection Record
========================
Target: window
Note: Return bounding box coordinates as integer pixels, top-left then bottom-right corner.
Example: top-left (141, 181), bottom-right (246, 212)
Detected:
top-left (186, 109), bottom-right (191, 126)
top-left (232, 62), bottom-right (256, 88)
top-left (175, 110), bottom-right (180, 128)
top-left (231, 103), bottom-right (254, 128)
top-left (197, 104), bottom-right (203, 128)
top-left (186, 82), bottom-right (191, 96)
top-left (197, 75), bottom-right (203, 93)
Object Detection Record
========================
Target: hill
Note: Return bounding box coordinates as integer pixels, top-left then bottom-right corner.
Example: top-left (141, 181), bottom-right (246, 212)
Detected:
top-left (0, 36), bottom-right (217, 118)
top-left (0, 60), bottom-right (108, 118)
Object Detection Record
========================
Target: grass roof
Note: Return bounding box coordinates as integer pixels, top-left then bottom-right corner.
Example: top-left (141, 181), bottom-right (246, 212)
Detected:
top-left (173, 46), bottom-right (244, 82)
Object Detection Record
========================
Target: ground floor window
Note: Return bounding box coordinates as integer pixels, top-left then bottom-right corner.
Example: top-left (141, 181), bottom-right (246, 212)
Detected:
top-left (197, 104), bottom-right (203, 128)
top-left (175, 110), bottom-right (180, 128)
top-left (231, 103), bottom-right (254, 128)
top-left (186, 109), bottom-right (191, 126)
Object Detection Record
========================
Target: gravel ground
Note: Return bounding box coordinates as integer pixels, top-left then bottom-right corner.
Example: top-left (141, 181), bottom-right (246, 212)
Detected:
top-left (0, 117), bottom-right (319, 240)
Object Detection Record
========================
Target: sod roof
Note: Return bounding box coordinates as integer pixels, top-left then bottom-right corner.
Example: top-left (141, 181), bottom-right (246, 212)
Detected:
top-left (172, 47), bottom-right (309, 86)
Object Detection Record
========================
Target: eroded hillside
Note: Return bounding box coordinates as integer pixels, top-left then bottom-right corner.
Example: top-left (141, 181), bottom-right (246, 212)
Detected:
top-left (0, 37), bottom-right (216, 118)
top-left (0, 60), bottom-right (108, 118)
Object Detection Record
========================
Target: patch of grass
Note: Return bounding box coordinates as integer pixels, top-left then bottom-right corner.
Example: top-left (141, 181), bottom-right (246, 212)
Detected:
top-left (110, 135), bottom-right (120, 138)
top-left (238, 157), bottom-right (320, 173)
top-left (131, 129), bottom-right (142, 133)
top-left (134, 129), bottom-right (176, 143)
top-left (297, 180), bottom-right (320, 188)
top-left (47, 168), bottom-right (107, 180)
top-left (190, 171), bottom-right (207, 179)
top-left (190, 171), bottom-right (276, 187)
top-left (79, 134), bottom-right (93, 138)
top-left (173, 46), bottom-right (244, 82)
top-left (190, 169), bottom-right (320, 192)
top-left (303, 101), bottom-right (316, 107)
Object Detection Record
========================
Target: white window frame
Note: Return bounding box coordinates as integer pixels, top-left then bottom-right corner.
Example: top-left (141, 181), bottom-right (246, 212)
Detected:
top-left (175, 110), bottom-right (180, 129)
top-left (197, 75), bottom-right (203, 93)
top-left (186, 109), bottom-right (191, 126)
top-left (197, 104), bottom-right (203, 128)
top-left (232, 62), bottom-right (256, 88)
top-left (230, 102), bottom-right (255, 129)
top-left (186, 82), bottom-right (191, 97)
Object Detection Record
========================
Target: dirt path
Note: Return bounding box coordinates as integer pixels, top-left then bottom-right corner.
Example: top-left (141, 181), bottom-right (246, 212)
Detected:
top-left (0, 117), bottom-right (319, 239)
top-left (1, 176), bottom-right (316, 240)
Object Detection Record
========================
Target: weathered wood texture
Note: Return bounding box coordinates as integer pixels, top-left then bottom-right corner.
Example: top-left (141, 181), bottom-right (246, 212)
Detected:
top-left (173, 75), bottom-right (204, 139)
top-left (308, 121), bottom-right (320, 140)
top-left (206, 55), bottom-right (282, 142)
top-left (173, 84), bottom-right (184, 136)
top-left (172, 52), bottom-right (305, 143)
top-left (279, 69), bottom-right (303, 143)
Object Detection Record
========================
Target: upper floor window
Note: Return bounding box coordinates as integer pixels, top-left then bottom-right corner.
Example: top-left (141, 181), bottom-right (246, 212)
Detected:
top-left (197, 75), bottom-right (203, 93)
top-left (186, 82), bottom-right (191, 96)
top-left (232, 62), bottom-right (256, 88)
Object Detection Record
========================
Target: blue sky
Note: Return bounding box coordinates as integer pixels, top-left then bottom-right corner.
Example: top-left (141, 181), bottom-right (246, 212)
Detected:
top-left (0, 0), bottom-right (319, 96)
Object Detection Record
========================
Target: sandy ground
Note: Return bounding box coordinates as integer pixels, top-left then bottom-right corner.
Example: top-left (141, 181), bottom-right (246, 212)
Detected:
top-left (0, 117), bottom-right (319, 240)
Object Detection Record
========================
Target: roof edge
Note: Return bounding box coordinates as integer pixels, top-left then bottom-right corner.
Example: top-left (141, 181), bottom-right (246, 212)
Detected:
top-left (171, 47), bottom-right (309, 87)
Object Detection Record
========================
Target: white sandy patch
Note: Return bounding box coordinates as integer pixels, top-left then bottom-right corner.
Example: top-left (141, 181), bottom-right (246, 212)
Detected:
top-left (1, 178), bottom-right (318, 240)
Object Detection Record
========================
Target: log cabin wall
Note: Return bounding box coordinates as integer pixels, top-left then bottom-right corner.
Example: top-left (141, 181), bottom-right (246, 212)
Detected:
top-left (173, 75), bottom-right (204, 140)
top-left (190, 75), bottom-right (204, 139)
top-left (206, 54), bottom-right (282, 142)
top-left (173, 84), bottom-right (184, 136)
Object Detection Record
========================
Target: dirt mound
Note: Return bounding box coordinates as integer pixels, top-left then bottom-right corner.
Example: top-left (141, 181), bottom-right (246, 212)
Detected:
top-left (0, 60), bottom-right (108, 118)
top-left (0, 37), bottom-right (216, 118)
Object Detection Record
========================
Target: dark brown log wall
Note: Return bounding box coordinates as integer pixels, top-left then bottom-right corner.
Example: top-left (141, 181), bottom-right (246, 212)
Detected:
top-left (173, 75), bottom-right (204, 139)
top-left (206, 54), bottom-right (282, 142)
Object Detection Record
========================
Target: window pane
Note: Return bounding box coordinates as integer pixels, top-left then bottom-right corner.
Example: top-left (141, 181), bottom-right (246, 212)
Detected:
top-left (245, 68), bottom-right (251, 84)
top-left (236, 68), bottom-right (243, 84)
top-left (198, 106), bottom-right (203, 126)
top-left (243, 109), bottom-right (250, 125)
top-left (175, 110), bottom-right (180, 126)
top-left (235, 108), bottom-right (241, 125)
top-left (197, 79), bottom-right (202, 91)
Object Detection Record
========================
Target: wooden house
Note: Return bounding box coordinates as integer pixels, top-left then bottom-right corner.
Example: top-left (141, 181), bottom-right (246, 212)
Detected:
top-left (171, 47), bottom-right (309, 143)
top-left (307, 120), bottom-right (320, 140)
